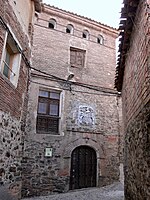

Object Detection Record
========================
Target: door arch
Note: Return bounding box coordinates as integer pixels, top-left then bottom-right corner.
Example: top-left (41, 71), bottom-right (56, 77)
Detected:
top-left (70, 145), bottom-right (97, 190)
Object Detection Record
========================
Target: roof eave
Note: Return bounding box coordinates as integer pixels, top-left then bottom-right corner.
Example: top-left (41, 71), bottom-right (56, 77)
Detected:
top-left (115, 0), bottom-right (140, 91)
top-left (33, 0), bottom-right (42, 12)
top-left (43, 3), bottom-right (118, 33)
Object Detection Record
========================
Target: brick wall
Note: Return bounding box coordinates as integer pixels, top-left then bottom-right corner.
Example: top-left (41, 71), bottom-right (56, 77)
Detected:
top-left (32, 5), bottom-right (118, 89)
top-left (22, 5), bottom-right (122, 197)
top-left (0, 0), bottom-right (33, 199)
top-left (0, 1), bottom-right (30, 119)
top-left (121, 1), bottom-right (150, 199)
top-left (22, 79), bottom-right (121, 197)
top-left (122, 1), bottom-right (150, 126)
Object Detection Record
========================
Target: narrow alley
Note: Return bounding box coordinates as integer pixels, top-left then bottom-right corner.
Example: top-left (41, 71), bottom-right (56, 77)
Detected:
top-left (22, 182), bottom-right (124, 200)
top-left (0, 0), bottom-right (149, 200)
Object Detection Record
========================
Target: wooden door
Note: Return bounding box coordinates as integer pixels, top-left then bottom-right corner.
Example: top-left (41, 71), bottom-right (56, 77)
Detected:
top-left (70, 146), bottom-right (97, 190)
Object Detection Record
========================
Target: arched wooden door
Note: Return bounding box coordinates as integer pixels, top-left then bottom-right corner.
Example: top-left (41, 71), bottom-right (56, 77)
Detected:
top-left (70, 146), bottom-right (97, 190)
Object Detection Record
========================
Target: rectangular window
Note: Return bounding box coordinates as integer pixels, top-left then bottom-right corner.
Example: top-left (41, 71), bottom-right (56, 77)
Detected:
top-left (36, 90), bottom-right (60, 134)
top-left (70, 47), bottom-right (85, 68)
top-left (3, 43), bottom-right (14, 79)
top-left (0, 29), bottom-right (22, 87)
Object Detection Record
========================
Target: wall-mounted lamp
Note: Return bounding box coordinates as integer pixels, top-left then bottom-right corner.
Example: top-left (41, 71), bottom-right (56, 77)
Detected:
top-left (66, 73), bottom-right (74, 81)
top-left (63, 73), bottom-right (75, 93)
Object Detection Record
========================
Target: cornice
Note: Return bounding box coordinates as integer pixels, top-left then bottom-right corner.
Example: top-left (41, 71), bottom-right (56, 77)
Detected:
top-left (42, 4), bottom-right (119, 37)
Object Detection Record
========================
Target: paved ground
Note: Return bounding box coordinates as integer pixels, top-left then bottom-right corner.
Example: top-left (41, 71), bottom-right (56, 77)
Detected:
top-left (23, 182), bottom-right (124, 200)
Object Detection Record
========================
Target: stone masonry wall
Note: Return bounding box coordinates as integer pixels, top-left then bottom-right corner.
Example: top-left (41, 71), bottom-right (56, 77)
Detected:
top-left (0, 112), bottom-right (24, 199)
top-left (121, 1), bottom-right (150, 199)
top-left (0, 0), bottom-right (33, 199)
top-left (22, 5), bottom-right (121, 198)
top-left (22, 79), bottom-right (120, 197)
top-left (124, 102), bottom-right (150, 200)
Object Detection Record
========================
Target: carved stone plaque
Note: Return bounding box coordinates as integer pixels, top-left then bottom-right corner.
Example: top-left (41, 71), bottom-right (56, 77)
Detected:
top-left (78, 105), bottom-right (94, 126)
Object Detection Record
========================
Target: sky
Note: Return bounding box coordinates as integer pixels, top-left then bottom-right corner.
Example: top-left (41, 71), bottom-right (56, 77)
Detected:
top-left (43, 0), bottom-right (123, 28)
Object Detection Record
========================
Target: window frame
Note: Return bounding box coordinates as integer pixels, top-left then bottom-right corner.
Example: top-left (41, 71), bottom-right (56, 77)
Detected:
top-left (97, 34), bottom-right (104, 45)
top-left (82, 30), bottom-right (89, 40)
top-left (66, 24), bottom-right (74, 34)
top-left (36, 89), bottom-right (61, 135)
top-left (70, 47), bottom-right (86, 68)
top-left (0, 25), bottom-right (22, 87)
top-left (48, 18), bottom-right (56, 29)
top-left (3, 43), bottom-right (15, 79)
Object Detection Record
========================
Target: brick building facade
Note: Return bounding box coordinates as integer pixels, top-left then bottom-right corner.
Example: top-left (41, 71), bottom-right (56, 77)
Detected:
top-left (115, 0), bottom-right (150, 199)
top-left (22, 4), bottom-right (122, 197)
top-left (0, 0), bottom-right (41, 199)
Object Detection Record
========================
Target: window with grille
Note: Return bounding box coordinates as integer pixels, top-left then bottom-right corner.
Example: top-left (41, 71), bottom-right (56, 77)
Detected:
top-left (70, 47), bottom-right (86, 68)
top-left (36, 90), bottom-right (60, 134)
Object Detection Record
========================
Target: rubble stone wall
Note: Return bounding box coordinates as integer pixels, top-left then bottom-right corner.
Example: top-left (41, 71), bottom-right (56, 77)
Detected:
top-left (121, 1), bottom-right (150, 199)
top-left (0, 112), bottom-right (24, 199)
top-left (0, 0), bottom-right (34, 199)
top-left (22, 79), bottom-right (121, 197)
top-left (22, 5), bottom-right (122, 198)
top-left (124, 102), bottom-right (150, 200)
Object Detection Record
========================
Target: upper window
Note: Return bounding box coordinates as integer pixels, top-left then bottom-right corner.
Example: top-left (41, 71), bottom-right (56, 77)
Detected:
top-left (97, 35), bottom-right (104, 45)
top-left (36, 90), bottom-right (61, 134)
top-left (0, 30), bottom-right (21, 87)
top-left (66, 24), bottom-right (74, 34)
top-left (48, 18), bottom-right (56, 29)
top-left (82, 30), bottom-right (89, 39)
top-left (70, 47), bottom-right (86, 68)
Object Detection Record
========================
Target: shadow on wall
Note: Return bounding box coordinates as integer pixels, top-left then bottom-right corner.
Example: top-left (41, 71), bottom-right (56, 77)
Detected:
top-left (0, 186), bottom-right (17, 200)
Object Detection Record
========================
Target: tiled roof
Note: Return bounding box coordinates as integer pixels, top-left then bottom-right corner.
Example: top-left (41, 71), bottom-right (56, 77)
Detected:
top-left (33, 0), bottom-right (42, 12)
top-left (43, 3), bottom-right (118, 31)
top-left (115, 0), bottom-right (140, 92)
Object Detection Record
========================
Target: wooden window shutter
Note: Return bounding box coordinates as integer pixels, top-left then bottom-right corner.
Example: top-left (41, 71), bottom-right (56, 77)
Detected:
top-left (70, 47), bottom-right (85, 68)
top-left (70, 49), bottom-right (76, 66)
top-left (76, 51), bottom-right (85, 67)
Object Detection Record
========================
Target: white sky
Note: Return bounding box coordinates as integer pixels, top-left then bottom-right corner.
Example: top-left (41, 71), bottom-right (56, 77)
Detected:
top-left (43, 0), bottom-right (123, 28)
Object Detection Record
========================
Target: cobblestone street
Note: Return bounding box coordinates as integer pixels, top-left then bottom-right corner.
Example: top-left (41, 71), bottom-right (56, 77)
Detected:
top-left (23, 182), bottom-right (124, 200)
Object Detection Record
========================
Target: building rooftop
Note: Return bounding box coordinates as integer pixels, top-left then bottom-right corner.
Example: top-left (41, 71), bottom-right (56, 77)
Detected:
top-left (115, 0), bottom-right (140, 92)
top-left (43, 3), bottom-right (118, 33)
top-left (33, 0), bottom-right (42, 12)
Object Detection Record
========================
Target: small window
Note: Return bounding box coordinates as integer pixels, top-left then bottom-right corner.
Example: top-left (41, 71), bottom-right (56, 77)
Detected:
top-left (82, 30), bottom-right (89, 39)
top-left (3, 43), bottom-right (13, 79)
top-left (70, 47), bottom-right (86, 68)
top-left (97, 35), bottom-right (104, 45)
top-left (0, 30), bottom-right (21, 87)
top-left (66, 24), bottom-right (74, 34)
top-left (36, 90), bottom-right (60, 134)
top-left (48, 18), bottom-right (56, 29)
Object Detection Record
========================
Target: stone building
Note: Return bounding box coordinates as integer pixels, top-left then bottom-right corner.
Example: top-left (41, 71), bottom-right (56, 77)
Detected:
top-left (22, 4), bottom-right (121, 197)
top-left (0, 0), bottom-right (41, 199)
top-left (115, 0), bottom-right (150, 199)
